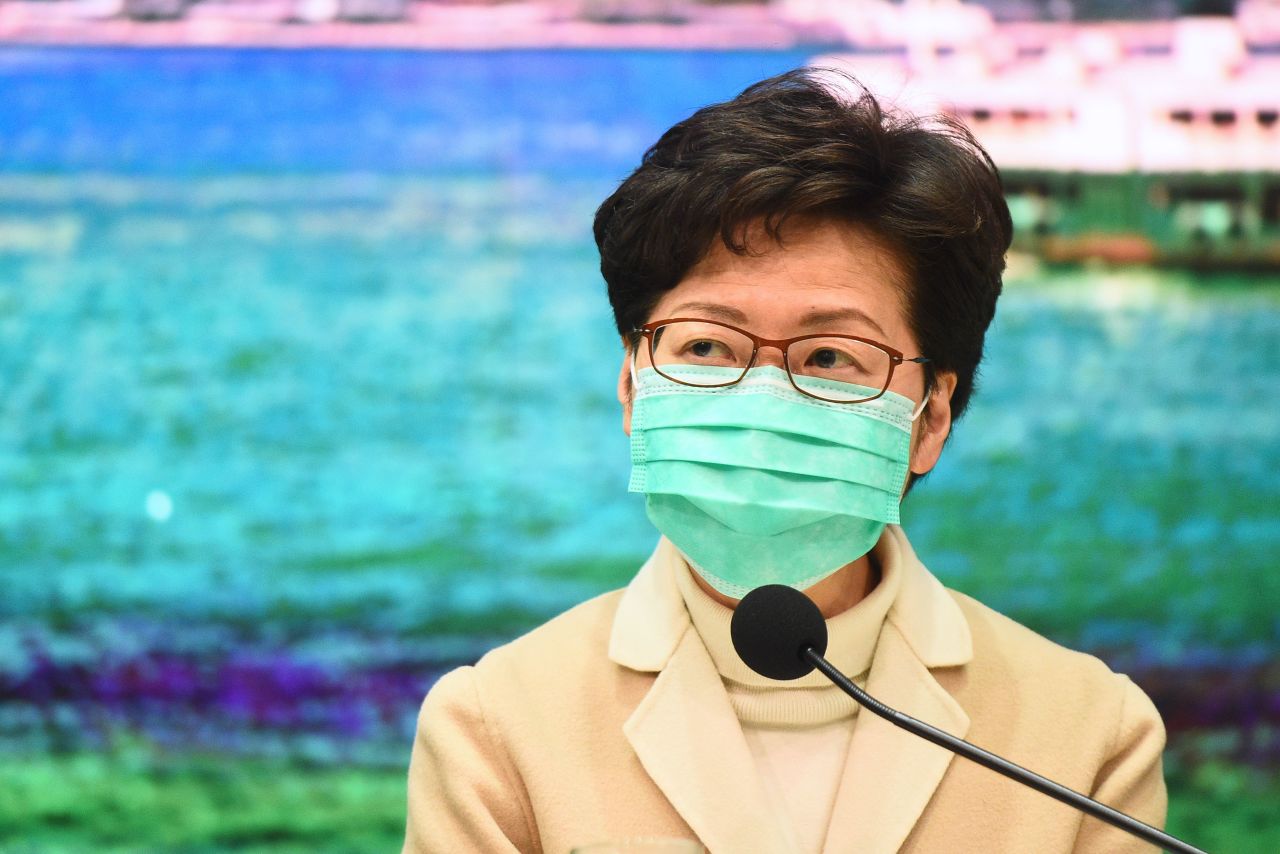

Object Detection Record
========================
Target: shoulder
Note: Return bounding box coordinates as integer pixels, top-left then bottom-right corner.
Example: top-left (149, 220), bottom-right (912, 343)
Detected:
top-left (942, 588), bottom-right (1164, 776)
top-left (940, 589), bottom-right (1168, 831)
top-left (419, 586), bottom-right (656, 805)
top-left (481, 588), bottom-right (627, 675)
top-left (425, 588), bottom-right (637, 723)
top-left (947, 588), bottom-right (1119, 688)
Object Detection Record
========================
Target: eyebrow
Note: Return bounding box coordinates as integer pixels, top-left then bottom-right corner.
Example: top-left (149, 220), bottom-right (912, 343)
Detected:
top-left (665, 301), bottom-right (888, 338)
top-left (666, 302), bottom-right (750, 325)
top-left (798, 307), bottom-right (887, 338)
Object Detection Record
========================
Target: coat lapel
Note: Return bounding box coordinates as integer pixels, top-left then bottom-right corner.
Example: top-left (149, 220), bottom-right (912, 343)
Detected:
top-left (623, 627), bottom-right (795, 854)
top-left (823, 526), bottom-right (974, 853)
top-left (611, 539), bottom-right (793, 854)
top-left (822, 622), bottom-right (970, 853)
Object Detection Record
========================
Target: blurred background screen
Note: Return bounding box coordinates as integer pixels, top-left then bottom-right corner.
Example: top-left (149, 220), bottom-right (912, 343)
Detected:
top-left (0, 1), bottom-right (1277, 851)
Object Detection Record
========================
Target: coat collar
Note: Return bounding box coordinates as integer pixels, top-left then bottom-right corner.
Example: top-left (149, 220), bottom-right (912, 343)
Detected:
top-left (608, 526), bottom-right (972, 675)
top-left (880, 524), bottom-right (973, 668)
top-left (609, 527), bottom-right (974, 853)
top-left (608, 536), bottom-right (690, 672)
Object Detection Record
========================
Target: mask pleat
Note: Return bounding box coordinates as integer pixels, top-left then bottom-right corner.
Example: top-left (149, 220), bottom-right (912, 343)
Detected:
top-left (635, 387), bottom-right (913, 439)
top-left (639, 424), bottom-right (908, 482)
top-left (636, 462), bottom-right (901, 532)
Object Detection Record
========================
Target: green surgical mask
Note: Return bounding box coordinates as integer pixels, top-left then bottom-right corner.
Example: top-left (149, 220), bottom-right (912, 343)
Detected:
top-left (628, 364), bottom-right (914, 599)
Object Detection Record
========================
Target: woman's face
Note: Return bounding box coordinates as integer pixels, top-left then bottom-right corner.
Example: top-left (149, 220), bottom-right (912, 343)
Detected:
top-left (618, 216), bottom-right (957, 480)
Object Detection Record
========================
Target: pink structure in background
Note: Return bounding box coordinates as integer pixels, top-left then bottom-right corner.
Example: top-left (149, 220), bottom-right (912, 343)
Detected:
top-left (0, 0), bottom-right (795, 48)
top-left (2, 0), bottom-right (1277, 264)
top-left (819, 16), bottom-right (1279, 175)
top-left (814, 9), bottom-right (1280, 264)
top-left (5, 0), bottom-right (1280, 51)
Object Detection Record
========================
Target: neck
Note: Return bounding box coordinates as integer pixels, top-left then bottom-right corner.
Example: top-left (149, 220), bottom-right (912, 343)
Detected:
top-left (690, 552), bottom-right (880, 619)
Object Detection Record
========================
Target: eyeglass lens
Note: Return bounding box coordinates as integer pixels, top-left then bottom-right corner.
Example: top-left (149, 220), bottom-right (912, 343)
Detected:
top-left (650, 320), bottom-right (893, 403)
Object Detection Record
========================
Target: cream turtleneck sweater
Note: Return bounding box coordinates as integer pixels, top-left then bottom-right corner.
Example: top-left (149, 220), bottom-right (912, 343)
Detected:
top-left (673, 542), bottom-right (903, 853)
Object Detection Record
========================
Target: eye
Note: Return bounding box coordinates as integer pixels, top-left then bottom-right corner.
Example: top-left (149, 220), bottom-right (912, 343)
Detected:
top-left (688, 339), bottom-right (727, 358)
top-left (806, 347), bottom-right (862, 371)
top-left (791, 338), bottom-right (887, 384)
top-left (810, 348), bottom-right (848, 369)
top-left (650, 320), bottom-right (752, 367)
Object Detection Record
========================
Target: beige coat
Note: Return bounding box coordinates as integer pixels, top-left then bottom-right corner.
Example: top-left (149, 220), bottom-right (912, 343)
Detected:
top-left (403, 527), bottom-right (1167, 853)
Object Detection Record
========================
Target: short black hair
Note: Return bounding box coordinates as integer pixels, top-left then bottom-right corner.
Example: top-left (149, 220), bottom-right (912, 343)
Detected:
top-left (593, 67), bottom-right (1012, 425)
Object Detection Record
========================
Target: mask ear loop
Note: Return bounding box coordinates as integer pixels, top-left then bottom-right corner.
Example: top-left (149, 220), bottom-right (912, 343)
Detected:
top-left (908, 366), bottom-right (934, 422)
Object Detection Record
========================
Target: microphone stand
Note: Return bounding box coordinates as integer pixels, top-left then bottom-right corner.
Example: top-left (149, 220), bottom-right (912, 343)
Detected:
top-left (802, 647), bottom-right (1208, 854)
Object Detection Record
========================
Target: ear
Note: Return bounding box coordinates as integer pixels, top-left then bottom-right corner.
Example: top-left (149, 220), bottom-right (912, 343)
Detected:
top-left (909, 370), bottom-right (957, 476)
top-left (618, 342), bottom-right (634, 437)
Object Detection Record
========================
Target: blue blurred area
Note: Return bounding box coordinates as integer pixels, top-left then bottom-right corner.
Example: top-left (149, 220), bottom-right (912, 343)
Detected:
top-left (0, 47), bottom-right (810, 175)
top-left (0, 44), bottom-right (1277, 850)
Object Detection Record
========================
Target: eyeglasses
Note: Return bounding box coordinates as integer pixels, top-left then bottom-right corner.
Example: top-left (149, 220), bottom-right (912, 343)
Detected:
top-left (632, 318), bottom-right (932, 406)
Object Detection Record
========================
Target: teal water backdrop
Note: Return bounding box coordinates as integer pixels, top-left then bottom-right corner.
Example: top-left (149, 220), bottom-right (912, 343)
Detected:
top-left (1, 46), bottom-right (1278, 851)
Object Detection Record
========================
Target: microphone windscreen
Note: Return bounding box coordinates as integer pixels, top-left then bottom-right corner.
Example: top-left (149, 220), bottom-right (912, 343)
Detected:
top-left (730, 584), bottom-right (828, 681)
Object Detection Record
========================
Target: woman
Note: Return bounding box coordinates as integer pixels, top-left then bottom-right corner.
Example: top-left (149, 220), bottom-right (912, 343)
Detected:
top-left (403, 69), bottom-right (1167, 853)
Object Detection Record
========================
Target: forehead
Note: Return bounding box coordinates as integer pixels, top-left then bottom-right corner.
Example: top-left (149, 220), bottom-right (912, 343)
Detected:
top-left (652, 217), bottom-right (914, 340)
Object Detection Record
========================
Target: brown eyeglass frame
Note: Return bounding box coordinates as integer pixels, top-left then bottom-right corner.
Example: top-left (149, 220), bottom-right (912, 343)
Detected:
top-left (632, 317), bottom-right (932, 405)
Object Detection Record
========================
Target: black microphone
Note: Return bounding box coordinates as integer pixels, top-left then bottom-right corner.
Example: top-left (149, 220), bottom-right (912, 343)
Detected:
top-left (730, 584), bottom-right (1207, 854)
